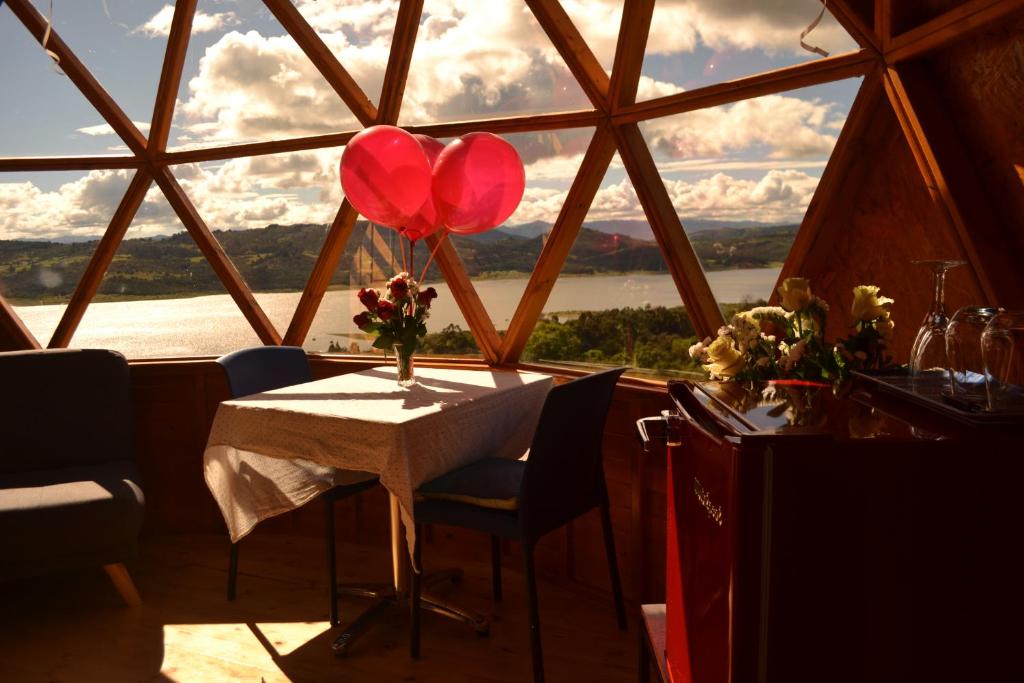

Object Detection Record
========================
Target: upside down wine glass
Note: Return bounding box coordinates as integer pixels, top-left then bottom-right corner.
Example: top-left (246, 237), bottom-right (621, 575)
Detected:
top-left (909, 260), bottom-right (966, 380)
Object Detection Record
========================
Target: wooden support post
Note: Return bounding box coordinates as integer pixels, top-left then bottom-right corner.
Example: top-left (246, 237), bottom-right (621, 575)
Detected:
top-left (0, 157), bottom-right (142, 172)
top-left (0, 295), bottom-right (41, 351)
top-left (830, 0), bottom-right (882, 53)
top-left (525, 0), bottom-right (611, 111)
top-left (885, 0), bottom-right (1024, 64)
top-left (608, 0), bottom-right (654, 111)
top-left (103, 563), bottom-right (142, 607)
top-left (149, 0), bottom-right (197, 153)
top-left (376, 0), bottom-right (424, 125)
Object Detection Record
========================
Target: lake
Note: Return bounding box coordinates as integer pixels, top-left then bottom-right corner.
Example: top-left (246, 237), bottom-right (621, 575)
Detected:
top-left (14, 268), bottom-right (780, 358)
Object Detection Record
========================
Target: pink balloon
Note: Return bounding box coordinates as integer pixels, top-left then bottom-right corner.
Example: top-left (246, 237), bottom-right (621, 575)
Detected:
top-left (340, 125), bottom-right (432, 228)
top-left (402, 135), bottom-right (446, 241)
top-left (431, 132), bottom-right (525, 234)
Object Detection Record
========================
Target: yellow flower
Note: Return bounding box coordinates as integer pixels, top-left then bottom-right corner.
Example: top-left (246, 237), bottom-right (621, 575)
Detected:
top-left (703, 335), bottom-right (745, 379)
top-left (876, 315), bottom-right (895, 341)
top-left (851, 285), bottom-right (894, 323)
top-left (777, 277), bottom-right (811, 312)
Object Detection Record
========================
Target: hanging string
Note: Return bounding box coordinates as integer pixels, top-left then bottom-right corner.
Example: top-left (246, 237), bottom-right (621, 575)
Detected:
top-left (418, 232), bottom-right (448, 286)
top-left (41, 0), bottom-right (66, 76)
top-left (799, 0), bottom-right (830, 58)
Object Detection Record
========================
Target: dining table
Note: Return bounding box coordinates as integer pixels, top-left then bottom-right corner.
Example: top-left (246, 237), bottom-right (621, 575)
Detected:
top-left (203, 364), bottom-right (554, 652)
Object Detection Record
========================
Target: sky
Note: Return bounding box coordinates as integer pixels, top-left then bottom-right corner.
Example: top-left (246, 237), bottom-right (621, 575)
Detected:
top-left (0, 0), bottom-right (863, 242)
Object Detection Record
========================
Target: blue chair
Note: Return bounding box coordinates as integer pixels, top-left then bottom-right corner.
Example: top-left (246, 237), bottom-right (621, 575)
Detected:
top-left (215, 346), bottom-right (379, 626)
top-left (411, 367), bottom-right (628, 682)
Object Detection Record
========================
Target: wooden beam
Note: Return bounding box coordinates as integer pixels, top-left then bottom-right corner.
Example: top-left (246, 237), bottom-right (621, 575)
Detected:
top-left (499, 126), bottom-right (617, 364)
top-left (886, 0), bottom-right (1024, 63)
top-left (0, 156), bottom-right (142, 172)
top-left (423, 231), bottom-right (503, 364)
top-left (48, 171), bottom-right (152, 348)
top-left (283, 201), bottom-right (360, 346)
top-left (614, 49), bottom-right (875, 124)
top-left (261, 0), bottom-right (378, 126)
top-left (608, 0), bottom-right (654, 111)
top-left (875, 0), bottom-right (892, 50)
top-left (152, 167), bottom-right (282, 344)
top-left (4, 0), bottom-right (148, 157)
top-left (158, 131), bottom-right (358, 166)
top-left (775, 67), bottom-right (884, 291)
top-left (376, 0), bottom-right (423, 124)
top-left (0, 294), bottom-right (41, 351)
top-left (612, 123), bottom-right (724, 338)
top-left (830, 0), bottom-right (882, 52)
top-left (525, 0), bottom-right (611, 111)
top-left (881, 66), bottom-right (996, 303)
top-left (149, 0), bottom-right (197, 153)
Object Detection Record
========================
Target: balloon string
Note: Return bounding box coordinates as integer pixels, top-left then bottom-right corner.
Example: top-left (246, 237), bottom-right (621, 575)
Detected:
top-left (418, 232), bottom-right (448, 286)
top-left (409, 239), bottom-right (416, 280)
top-left (42, 0), bottom-right (65, 76)
top-left (799, 0), bottom-right (830, 57)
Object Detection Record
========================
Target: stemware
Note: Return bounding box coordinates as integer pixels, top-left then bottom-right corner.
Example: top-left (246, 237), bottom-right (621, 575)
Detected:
top-left (909, 260), bottom-right (965, 381)
top-left (945, 306), bottom-right (999, 400)
top-left (982, 310), bottom-right (1024, 412)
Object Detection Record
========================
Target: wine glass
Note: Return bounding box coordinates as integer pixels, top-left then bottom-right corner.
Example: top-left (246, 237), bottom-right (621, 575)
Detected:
top-left (909, 260), bottom-right (965, 386)
top-left (945, 306), bottom-right (998, 400)
top-left (982, 310), bottom-right (1024, 412)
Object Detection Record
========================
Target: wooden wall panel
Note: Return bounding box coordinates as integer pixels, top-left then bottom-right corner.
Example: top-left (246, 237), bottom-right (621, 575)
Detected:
top-left (793, 99), bottom-right (984, 360)
top-left (127, 358), bottom-right (671, 606)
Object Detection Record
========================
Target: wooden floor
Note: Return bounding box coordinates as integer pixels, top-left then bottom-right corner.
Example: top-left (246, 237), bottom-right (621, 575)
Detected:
top-left (0, 534), bottom-right (637, 682)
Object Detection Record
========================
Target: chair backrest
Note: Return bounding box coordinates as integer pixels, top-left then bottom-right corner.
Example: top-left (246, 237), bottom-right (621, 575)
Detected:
top-left (518, 366), bottom-right (626, 543)
top-left (0, 349), bottom-right (135, 473)
top-left (215, 346), bottom-right (313, 399)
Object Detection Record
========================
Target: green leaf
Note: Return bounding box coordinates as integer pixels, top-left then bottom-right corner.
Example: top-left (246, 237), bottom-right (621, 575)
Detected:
top-left (372, 335), bottom-right (395, 350)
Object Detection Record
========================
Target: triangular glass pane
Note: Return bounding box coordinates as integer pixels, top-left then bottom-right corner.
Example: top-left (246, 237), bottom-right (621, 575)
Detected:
top-left (168, 0), bottom-right (363, 151)
top-left (640, 1), bottom-right (859, 99)
top-left (0, 11), bottom-right (134, 156)
top-left (168, 149), bottom-right (344, 335)
top-left (72, 189), bottom-right (261, 358)
top-left (523, 153), bottom-right (699, 379)
top-left (638, 77), bottom-right (862, 315)
top-left (1, 170), bottom-right (131, 345)
top-left (398, 0), bottom-right (591, 125)
top-left (439, 128), bottom-right (596, 333)
top-left (561, 0), bottom-right (621, 74)
top-left (307, 220), bottom-right (481, 358)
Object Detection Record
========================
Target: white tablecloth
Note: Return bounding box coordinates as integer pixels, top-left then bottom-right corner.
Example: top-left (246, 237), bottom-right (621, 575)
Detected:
top-left (203, 366), bottom-right (553, 554)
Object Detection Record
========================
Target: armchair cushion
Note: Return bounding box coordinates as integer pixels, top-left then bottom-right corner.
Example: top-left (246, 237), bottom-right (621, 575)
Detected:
top-left (0, 460), bottom-right (145, 579)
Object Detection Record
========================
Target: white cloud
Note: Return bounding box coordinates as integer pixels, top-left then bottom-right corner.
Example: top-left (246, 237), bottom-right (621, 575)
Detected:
top-left (0, 171), bottom-right (134, 241)
top-left (136, 5), bottom-right (239, 38)
top-left (76, 121), bottom-right (151, 137)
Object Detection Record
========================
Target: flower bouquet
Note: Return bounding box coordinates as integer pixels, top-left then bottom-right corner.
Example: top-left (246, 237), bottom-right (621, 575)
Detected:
top-left (353, 272), bottom-right (438, 386)
top-left (688, 277), bottom-right (895, 385)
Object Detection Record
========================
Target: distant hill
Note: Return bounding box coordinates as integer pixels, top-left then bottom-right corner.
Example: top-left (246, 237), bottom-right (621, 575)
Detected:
top-left (500, 217), bottom-right (773, 240)
top-left (0, 221), bottom-right (797, 305)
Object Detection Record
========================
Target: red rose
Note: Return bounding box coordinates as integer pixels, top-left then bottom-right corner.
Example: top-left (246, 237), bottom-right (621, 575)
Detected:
top-left (358, 287), bottom-right (379, 310)
top-left (390, 278), bottom-right (409, 299)
top-left (353, 312), bottom-right (371, 329)
top-left (416, 286), bottom-right (438, 307)
top-left (376, 300), bottom-right (396, 321)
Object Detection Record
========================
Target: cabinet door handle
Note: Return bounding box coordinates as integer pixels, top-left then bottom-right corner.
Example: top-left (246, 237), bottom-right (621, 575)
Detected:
top-left (693, 477), bottom-right (723, 527)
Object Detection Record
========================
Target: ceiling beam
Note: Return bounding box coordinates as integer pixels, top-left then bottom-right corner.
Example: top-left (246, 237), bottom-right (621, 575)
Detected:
top-left (525, 0), bottom-right (611, 111)
top-left (4, 0), bottom-right (149, 157)
top-left (149, 0), bottom-right (197, 153)
top-left (49, 170), bottom-right (152, 348)
top-left (830, 0), bottom-right (881, 53)
top-left (423, 231), bottom-right (503, 364)
top-left (262, 0), bottom-right (378, 127)
top-left (885, 0), bottom-right (1024, 64)
top-left (612, 123), bottom-right (724, 339)
top-left (875, 0), bottom-right (892, 50)
top-left (614, 49), bottom-right (875, 124)
top-left (608, 0), bottom-right (654, 111)
top-left (881, 66), bottom-right (996, 303)
top-left (0, 294), bottom-right (41, 351)
top-left (0, 156), bottom-right (142, 172)
top-left (499, 125), bottom-right (617, 364)
top-left (152, 167), bottom-right (282, 345)
top-left (376, 0), bottom-right (424, 125)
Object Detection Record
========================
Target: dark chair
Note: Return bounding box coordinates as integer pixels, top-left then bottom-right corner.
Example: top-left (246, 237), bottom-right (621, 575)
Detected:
top-left (411, 366), bottom-right (628, 681)
top-left (0, 349), bottom-right (145, 606)
top-left (215, 346), bottom-right (379, 626)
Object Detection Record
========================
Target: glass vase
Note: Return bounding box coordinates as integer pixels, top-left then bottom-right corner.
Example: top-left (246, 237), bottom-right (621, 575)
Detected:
top-left (393, 342), bottom-right (416, 388)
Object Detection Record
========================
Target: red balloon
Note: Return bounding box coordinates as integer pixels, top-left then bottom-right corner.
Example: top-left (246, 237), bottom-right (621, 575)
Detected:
top-left (402, 135), bottom-right (446, 241)
top-left (339, 125), bottom-right (432, 228)
top-left (431, 132), bottom-right (525, 234)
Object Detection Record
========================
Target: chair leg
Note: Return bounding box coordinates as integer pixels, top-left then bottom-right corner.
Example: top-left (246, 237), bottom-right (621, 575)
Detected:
top-left (600, 501), bottom-right (627, 631)
top-left (104, 563), bottom-right (141, 607)
top-left (523, 541), bottom-right (545, 683)
top-left (490, 534), bottom-right (503, 602)
top-left (325, 496), bottom-right (339, 627)
top-left (411, 523), bottom-right (423, 659)
top-left (227, 541), bottom-right (239, 601)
